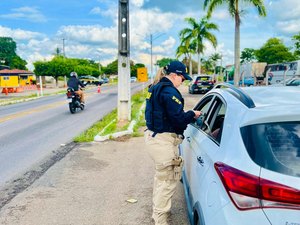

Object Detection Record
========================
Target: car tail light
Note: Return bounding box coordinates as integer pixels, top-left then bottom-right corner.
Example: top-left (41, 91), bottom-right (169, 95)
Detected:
top-left (66, 91), bottom-right (72, 97)
top-left (215, 162), bottom-right (300, 210)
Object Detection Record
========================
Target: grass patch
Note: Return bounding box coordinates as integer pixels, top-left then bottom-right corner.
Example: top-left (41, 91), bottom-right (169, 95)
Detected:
top-left (74, 88), bottom-right (147, 142)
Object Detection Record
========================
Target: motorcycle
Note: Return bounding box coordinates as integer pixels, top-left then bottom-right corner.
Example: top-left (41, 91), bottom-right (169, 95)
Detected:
top-left (66, 87), bottom-right (84, 114)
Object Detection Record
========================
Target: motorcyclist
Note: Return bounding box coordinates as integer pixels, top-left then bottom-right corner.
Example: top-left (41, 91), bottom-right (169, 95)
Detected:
top-left (67, 72), bottom-right (85, 105)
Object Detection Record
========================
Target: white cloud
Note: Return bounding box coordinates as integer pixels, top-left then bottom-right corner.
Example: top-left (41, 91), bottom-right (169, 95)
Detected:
top-left (90, 7), bottom-right (102, 15)
top-left (211, 9), bottom-right (231, 20)
top-left (270, 0), bottom-right (300, 20)
top-left (0, 26), bottom-right (44, 41)
top-left (131, 0), bottom-right (145, 8)
top-left (0, 7), bottom-right (47, 22)
top-left (56, 25), bottom-right (117, 45)
top-left (276, 20), bottom-right (300, 34)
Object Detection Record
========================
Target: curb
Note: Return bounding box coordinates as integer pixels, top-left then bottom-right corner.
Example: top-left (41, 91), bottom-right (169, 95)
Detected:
top-left (94, 102), bottom-right (145, 142)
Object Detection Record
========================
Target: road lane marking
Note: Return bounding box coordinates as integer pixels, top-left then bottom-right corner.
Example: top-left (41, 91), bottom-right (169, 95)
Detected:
top-left (0, 92), bottom-right (96, 124)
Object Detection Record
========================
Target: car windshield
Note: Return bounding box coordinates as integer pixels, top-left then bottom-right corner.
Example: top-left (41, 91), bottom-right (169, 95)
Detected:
top-left (241, 122), bottom-right (300, 178)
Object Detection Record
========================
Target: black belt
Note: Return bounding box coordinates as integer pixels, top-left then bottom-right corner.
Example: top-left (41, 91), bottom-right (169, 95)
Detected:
top-left (144, 129), bottom-right (158, 137)
top-left (146, 129), bottom-right (183, 138)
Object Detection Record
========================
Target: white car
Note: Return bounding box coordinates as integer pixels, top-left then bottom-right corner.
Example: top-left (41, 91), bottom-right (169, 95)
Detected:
top-left (179, 84), bottom-right (300, 225)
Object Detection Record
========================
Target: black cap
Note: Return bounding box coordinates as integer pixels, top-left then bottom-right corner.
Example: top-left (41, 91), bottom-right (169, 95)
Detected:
top-left (165, 61), bottom-right (192, 81)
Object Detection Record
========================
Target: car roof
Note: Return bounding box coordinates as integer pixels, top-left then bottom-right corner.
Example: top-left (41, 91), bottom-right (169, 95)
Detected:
top-left (193, 74), bottom-right (211, 77)
top-left (212, 84), bottom-right (300, 125)
top-left (242, 86), bottom-right (300, 108)
top-left (213, 84), bottom-right (300, 108)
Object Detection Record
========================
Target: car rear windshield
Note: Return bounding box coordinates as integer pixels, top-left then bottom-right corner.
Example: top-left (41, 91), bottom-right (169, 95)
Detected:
top-left (197, 76), bottom-right (211, 81)
top-left (241, 122), bottom-right (300, 178)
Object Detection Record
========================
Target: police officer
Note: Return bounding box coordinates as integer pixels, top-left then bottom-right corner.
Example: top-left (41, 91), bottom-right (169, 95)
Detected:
top-left (144, 61), bottom-right (201, 225)
top-left (67, 72), bottom-right (86, 105)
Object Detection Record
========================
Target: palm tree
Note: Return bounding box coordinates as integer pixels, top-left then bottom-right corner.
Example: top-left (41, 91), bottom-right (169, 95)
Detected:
top-left (209, 53), bottom-right (221, 74)
top-left (176, 36), bottom-right (196, 76)
top-left (180, 17), bottom-right (218, 75)
top-left (204, 0), bottom-right (266, 86)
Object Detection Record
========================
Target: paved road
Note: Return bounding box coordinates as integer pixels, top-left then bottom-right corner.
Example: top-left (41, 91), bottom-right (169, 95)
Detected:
top-left (0, 83), bottom-right (144, 190)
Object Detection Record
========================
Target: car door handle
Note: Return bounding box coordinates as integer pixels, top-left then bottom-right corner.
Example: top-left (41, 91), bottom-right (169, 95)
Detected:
top-left (197, 156), bottom-right (204, 166)
top-left (186, 137), bottom-right (191, 143)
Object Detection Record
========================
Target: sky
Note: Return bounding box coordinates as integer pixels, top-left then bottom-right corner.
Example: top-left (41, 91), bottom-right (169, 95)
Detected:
top-left (1, 0), bottom-right (300, 74)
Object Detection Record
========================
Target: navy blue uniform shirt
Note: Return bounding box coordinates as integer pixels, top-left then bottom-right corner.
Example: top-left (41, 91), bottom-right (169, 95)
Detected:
top-left (145, 77), bottom-right (195, 135)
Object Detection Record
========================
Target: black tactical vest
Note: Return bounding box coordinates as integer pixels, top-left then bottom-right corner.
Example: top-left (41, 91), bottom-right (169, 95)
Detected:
top-left (145, 82), bottom-right (175, 133)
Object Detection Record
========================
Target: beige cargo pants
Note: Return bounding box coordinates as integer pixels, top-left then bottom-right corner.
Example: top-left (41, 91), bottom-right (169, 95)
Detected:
top-left (144, 130), bottom-right (183, 225)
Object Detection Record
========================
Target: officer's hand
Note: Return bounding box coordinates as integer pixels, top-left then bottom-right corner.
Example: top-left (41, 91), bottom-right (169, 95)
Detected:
top-left (193, 110), bottom-right (202, 119)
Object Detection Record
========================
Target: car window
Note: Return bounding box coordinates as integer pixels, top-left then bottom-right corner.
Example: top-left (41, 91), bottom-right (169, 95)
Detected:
top-left (209, 102), bottom-right (226, 143)
top-left (192, 96), bottom-right (214, 130)
top-left (241, 122), bottom-right (300, 178)
top-left (192, 95), bottom-right (226, 144)
top-left (196, 76), bottom-right (211, 82)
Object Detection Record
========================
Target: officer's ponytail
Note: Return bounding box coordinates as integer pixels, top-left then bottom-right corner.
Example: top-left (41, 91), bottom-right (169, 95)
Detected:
top-left (152, 68), bottom-right (166, 85)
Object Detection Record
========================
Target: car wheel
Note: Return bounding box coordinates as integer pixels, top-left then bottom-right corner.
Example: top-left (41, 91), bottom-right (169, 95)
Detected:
top-left (194, 212), bottom-right (203, 225)
top-left (190, 89), bottom-right (194, 94)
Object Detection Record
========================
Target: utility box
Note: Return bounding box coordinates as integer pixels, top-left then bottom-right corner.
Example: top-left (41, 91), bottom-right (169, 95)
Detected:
top-left (137, 67), bottom-right (148, 82)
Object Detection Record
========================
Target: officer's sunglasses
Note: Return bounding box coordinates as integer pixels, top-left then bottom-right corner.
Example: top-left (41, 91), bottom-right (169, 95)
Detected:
top-left (176, 73), bottom-right (185, 82)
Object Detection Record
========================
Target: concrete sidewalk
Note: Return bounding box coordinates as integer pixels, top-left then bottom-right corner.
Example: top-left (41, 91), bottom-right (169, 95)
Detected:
top-left (0, 138), bottom-right (190, 225)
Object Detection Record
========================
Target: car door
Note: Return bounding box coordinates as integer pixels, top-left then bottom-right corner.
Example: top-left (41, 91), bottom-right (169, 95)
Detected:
top-left (184, 95), bottom-right (226, 202)
top-left (182, 95), bottom-right (214, 188)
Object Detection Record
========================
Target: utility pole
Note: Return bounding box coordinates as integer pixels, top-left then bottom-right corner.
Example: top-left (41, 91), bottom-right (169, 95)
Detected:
top-left (62, 38), bottom-right (67, 87)
top-left (62, 38), bottom-right (65, 57)
top-left (149, 33), bottom-right (165, 84)
top-left (118, 0), bottom-right (131, 122)
top-left (220, 54), bottom-right (223, 81)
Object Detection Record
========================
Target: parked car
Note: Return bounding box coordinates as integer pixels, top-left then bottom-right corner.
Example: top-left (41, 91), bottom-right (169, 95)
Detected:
top-left (79, 75), bottom-right (103, 86)
top-left (274, 77), bottom-right (300, 86)
top-left (179, 83), bottom-right (300, 225)
top-left (188, 75), bottom-right (214, 94)
top-left (130, 77), bottom-right (137, 82)
top-left (226, 77), bottom-right (255, 86)
top-left (102, 77), bottom-right (109, 84)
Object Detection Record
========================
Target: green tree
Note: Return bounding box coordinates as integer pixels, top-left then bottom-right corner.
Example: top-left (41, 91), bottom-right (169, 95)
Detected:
top-left (240, 48), bottom-right (256, 63)
top-left (176, 33), bottom-right (196, 76)
top-left (180, 17), bottom-right (218, 74)
top-left (11, 55), bottom-right (27, 70)
top-left (209, 53), bottom-right (221, 74)
top-left (156, 58), bottom-right (176, 68)
top-left (204, 0), bottom-right (266, 86)
top-left (0, 37), bottom-right (27, 69)
top-left (255, 38), bottom-right (296, 64)
top-left (292, 32), bottom-right (300, 57)
top-left (102, 59), bottom-right (118, 75)
top-left (33, 56), bottom-right (100, 86)
top-left (201, 58), bottom-right (214, 74)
